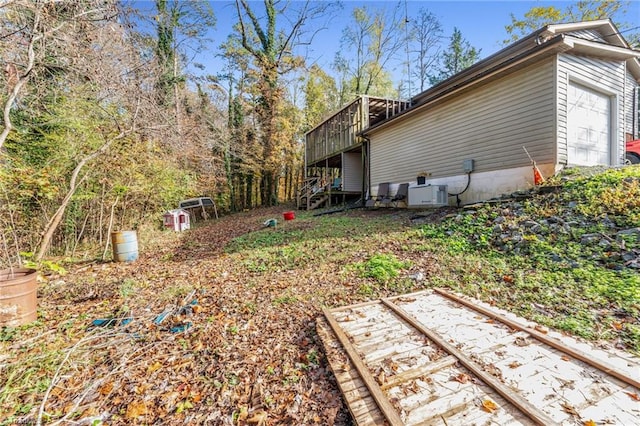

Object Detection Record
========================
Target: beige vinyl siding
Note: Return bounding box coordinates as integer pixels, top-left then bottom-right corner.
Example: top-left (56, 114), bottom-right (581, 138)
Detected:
top-left (556, 54), bottom-right (626, 165)
top-left (342, 151), bottom-right (363, 192)
top-left (370, 58), bottom-right (556, 186)
top-left (625, 69), bottom-right (637, 137)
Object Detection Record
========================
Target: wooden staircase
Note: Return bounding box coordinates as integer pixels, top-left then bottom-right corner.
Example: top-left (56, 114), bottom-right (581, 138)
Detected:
top-left (297, 177), bottom-right (330, 210)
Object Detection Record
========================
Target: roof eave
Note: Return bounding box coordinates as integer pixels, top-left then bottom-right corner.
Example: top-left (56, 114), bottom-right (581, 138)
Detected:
top-left (544, 18), bottom-right (627, 48)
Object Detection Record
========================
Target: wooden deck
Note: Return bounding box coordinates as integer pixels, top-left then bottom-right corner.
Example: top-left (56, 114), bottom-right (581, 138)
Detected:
top-left (318, 289), bottom-right (640, 425)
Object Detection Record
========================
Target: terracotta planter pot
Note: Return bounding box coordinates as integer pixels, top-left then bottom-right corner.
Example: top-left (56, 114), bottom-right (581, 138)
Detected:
top-left (0, 268), bottom-right (38, 327)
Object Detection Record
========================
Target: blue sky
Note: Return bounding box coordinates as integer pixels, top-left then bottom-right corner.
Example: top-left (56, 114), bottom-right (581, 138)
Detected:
top-left (203, 1), bottom-right (638, 74)
top-left (206, 1), bottom-right (548, 62)
top-left (135, 1), bottom-right (640, 90)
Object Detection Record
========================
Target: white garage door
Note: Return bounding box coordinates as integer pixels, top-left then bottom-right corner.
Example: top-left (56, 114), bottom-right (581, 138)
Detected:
top-left (567, 82), bottom-right (611, 166)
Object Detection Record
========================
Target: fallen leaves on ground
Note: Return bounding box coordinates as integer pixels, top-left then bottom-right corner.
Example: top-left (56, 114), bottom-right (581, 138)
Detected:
top-left (625, 391), bottom-right (640, 401)
top-left (453, 373), bottom-right (471, 384)
top-left (534, 324), bottom-right (548, 334)
top-left (481, 398), bottom-right (499, 413)
top-left (560, 401), bottom-right (580, 416)
top-left (1, 207), bottom-right (436, 425)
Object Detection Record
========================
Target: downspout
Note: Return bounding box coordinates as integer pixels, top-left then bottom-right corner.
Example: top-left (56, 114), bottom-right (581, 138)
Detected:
top-left (622, 60), bottom-right (626, 164)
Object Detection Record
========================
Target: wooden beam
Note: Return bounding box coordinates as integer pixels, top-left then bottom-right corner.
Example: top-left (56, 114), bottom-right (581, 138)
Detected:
top-left (380, 355), bottom-right (458, 391)
top-left (433, 288), bottom-right (640, 389)
top-left (322, 307), bottom-right (405, 425)
top-left (381, 299), bottom-right (559, 426)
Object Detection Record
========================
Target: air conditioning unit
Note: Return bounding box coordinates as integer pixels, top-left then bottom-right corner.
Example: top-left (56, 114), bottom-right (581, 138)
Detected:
top-left (408, 184), bottom-right (448, 207)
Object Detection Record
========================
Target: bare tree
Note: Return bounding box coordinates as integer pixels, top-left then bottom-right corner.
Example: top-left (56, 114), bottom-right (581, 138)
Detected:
top-left (333, 3), bottom-right (406, 102)
top-left (408, 8), bottom-right (443, 94)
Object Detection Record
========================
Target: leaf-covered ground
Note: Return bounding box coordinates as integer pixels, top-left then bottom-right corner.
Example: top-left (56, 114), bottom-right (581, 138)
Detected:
top-left (2, 166), bottom-right (639, 425)
top-left (1, 207), bottom-right (437, 425)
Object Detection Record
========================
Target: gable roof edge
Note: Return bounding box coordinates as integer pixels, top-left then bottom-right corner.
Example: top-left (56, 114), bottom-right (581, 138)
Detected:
top-left (543, 18), bottom-right (627, 48)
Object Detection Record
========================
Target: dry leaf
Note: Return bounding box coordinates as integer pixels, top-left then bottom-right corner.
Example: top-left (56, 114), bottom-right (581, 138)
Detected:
top-left (611, 321), bottom-right (623, 330)
top-left (99, 382), bottom-right (114, 396)
top-left (561, 355), bottom-right (571, 361)
top-left (147, 361), bottom-right (162, 373)
top-left (486, 319), bottom-right (495, 324)
top-left (453, 373), bottom-right (471, 383)
top-left (534, 325), bottom-right (548, 334)
top-left (126, 401), bottom-right (148, 419)
top-left (485, 364), bottom-right (502, 378)
top-left (502, 275), bottom-right (514, 283)
top-left (481, 399), bottom-right (498, 413)
top-left (237, 406), bottom-right (249, 422)
top-left (508, 361), bottom-right (521, 369)
top-left (584, 420), bottom-right (597, 426)
top-left (514, 337), bottom-right (530, 346)
top-left (560, 401), bottom-right (579, 416)
top-left (247, 410), bottom-right (268, 424)
top-left (625, 392), bottom-right (640, 401)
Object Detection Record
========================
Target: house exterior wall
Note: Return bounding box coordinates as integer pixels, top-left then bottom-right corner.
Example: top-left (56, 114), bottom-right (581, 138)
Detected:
top-left (625, 69), bottom-right (638, 139)
top-left (370, 58), bottom-right (557, 191)
top-left (342, 151), bottom-right (363, 192)
top-left (556, 54), bottom-right (628, 165)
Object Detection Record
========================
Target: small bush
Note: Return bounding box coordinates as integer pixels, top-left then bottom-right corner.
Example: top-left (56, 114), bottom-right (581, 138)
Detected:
top-left (356, 253), bottom-right (410, 284)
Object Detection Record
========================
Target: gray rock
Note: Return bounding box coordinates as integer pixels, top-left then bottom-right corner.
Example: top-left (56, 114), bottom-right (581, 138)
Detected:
top-left (580, 234), bottom-right (600, 244)
top-left (409, 271), bottom-right (425, 282)
top-left (617, 228), bottom-right (640, 237)
top-left (598, 239), bottom-right (611, 248)
top-left (622, 252), bottom-right (637, 262)
top-left (494, 216), bottom-right (506, 224)
top-left (568, 201), bottom-right (578, 208)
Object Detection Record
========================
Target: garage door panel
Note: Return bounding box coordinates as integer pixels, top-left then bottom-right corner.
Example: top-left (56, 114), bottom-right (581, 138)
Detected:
top-left (568, 82), bottom-right (611, 166)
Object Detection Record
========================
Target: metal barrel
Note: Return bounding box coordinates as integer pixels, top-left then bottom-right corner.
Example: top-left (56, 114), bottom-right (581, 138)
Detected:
top-left (111, 230), bottom-right (139, 262)
top-left (0, 268), bottom-right (38, 327)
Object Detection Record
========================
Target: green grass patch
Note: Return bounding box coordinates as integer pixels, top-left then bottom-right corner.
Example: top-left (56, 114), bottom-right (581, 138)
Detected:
top-left (225, 215), bottom-right (401, 253)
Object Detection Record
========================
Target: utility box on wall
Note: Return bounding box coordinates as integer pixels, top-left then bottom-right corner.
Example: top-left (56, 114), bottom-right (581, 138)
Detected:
top-left (163, 209), bottom-right (191, 232)
top-left (408, 184), bottom-right (448, 207)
